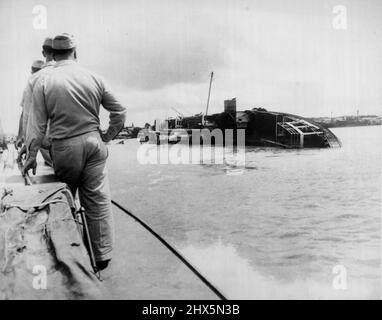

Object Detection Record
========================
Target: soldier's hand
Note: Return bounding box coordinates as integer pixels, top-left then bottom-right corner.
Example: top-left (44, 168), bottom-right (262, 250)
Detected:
top-left (23, 156), bottom-right (37, 176)
top-left (100, 132), bottom-right (111, 143)
top-left (17, 145), bottom-right (27, 162)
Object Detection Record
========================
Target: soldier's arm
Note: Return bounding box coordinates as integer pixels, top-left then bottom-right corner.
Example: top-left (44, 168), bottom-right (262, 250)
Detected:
top-left (16, 87), bottom-right (28, 147)
top-left (26, 78), bottom-right (48, 159)
top-left (16, 111), bottom-right (24, 148)
top-left (100, 80), bottom-right (126, 142)
top-left (21, 83), bottom-right (33, 141)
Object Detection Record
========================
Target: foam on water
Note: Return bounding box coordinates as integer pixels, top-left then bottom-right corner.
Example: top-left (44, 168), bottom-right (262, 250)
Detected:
top-left (182, 240), bottom-right (380, 299)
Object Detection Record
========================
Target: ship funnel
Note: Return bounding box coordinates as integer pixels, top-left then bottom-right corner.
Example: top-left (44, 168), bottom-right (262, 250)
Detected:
top-left (224, 98), bottom-right (236, 114)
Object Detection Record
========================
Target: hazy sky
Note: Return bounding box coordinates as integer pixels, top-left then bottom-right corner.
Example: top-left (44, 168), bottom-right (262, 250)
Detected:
top-left (0, 0), bottom-right (381, 133)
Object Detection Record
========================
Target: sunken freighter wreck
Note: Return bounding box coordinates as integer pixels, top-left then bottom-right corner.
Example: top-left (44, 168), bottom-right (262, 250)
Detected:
top-left (148, 98), bottom-right (342, 149)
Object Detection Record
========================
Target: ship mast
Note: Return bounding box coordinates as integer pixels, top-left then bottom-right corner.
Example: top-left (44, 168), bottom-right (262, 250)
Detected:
top-left (205, 72), bottom-right (214, 117)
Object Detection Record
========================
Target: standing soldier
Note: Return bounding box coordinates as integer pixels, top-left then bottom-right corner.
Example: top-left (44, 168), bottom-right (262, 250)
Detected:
top-left (16, 59), bottom-right (44, 147)
top-left (23, 33), bottom-right (127, 270)
top-left (17, 38), bottom-right (56, 166)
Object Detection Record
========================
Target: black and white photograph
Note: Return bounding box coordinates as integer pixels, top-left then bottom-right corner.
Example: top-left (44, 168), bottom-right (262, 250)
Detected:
top-left (0, 0), bottom-right (381, 303)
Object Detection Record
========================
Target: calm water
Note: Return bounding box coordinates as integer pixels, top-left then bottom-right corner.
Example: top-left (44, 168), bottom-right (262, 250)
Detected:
top-left (108, 126), bottom-right (381, 299)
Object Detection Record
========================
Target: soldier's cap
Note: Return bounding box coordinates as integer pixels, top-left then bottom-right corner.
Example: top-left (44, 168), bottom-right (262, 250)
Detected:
top-left (43, 37), bottom-right (53, 48)
top-left (52, 33), bottom-right (76, 50)
top-left (31, 60), bottom-right (45, 69)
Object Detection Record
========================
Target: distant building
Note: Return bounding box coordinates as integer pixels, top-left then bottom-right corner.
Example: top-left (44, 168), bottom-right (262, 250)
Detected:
top-left (114, 123), bottom-right (142, 139)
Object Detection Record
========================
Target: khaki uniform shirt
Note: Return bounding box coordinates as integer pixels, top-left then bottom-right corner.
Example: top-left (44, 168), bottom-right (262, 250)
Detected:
top-left (27, 60), bottom-right (126, 155)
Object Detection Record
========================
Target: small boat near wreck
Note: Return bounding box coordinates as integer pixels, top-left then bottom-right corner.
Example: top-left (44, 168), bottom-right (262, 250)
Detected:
top-left (0, 145), bottom-right (221, 300)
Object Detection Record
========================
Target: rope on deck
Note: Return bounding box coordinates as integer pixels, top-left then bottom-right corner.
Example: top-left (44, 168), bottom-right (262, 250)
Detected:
top-left (111, 199), bottom-right (228, 300)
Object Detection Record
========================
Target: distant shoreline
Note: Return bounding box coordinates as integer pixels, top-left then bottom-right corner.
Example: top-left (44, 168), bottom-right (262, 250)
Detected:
top-left (324, 123), bottom-right (381, 129)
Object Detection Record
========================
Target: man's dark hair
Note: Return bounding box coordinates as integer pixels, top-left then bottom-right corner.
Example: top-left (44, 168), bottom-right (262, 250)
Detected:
top-left (52, 48), bottom-right (75, 59)
top-left (31, 67), bottom-right (41, 74)
top-left (42, 45), bottom-right (54, 55)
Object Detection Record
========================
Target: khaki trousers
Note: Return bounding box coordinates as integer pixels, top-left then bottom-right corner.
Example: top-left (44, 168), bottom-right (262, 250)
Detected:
top-left (51, 131), bottom-right (114, 261)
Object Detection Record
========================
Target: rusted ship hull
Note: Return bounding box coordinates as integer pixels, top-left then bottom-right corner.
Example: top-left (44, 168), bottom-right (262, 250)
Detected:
top-left (238, 109), bottom-right (342, 148)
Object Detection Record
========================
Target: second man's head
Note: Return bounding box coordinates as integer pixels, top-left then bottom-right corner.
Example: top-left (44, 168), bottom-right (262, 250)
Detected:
top-left (52, 33), bottom-right (77, 61)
